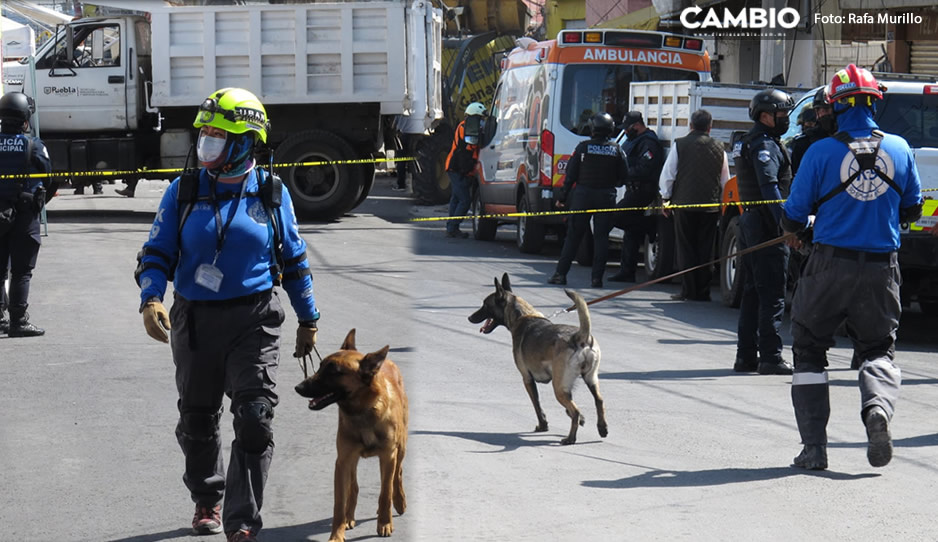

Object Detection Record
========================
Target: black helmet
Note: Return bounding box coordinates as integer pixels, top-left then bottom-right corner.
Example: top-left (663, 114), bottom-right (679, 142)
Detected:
top-left (0, 92), bottom-right (34, 125)
top-left (748, 88), bottom-right (794, 122)
top-left (589, 113), bottom-right (615, 137)
top-left (812, 87), bottom-right (831, 110)
top-left (797, 108), bottom-right (817, 126)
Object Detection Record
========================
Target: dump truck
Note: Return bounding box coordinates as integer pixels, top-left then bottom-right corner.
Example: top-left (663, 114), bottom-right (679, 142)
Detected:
top-left (1, 1), bottom-right (443, 220)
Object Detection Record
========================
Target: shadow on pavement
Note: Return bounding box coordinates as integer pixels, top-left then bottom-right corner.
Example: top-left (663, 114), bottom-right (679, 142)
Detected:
top-left (827, 432), bottom-right (938, 449)
top-left (410, 429), bottom-right (554, 452)
top-left (103, 527), bottom-right (191, 542)
top-left (583, 466), bottom-right (879, 489)
top-left (601, 368), bottom-right (738, 381)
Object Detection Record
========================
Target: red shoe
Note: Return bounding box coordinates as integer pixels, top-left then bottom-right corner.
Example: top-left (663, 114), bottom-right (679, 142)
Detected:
top-left (192, 504), bottom-right (223, 535)
top-left (227, 529), bottom-right (258, 542)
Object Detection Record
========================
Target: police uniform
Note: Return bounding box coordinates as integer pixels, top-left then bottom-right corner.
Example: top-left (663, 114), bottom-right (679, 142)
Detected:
top-left (733, 123), bottom-right (791, 369)
top-left (615, 129), bottom-right (665, 278)
top-left (0, 130), bottom-right (51, 336)
top-left (782, 105), bottom-right (922, 461)
top-left (137, 166), bottom-right (318, 535)
top-left (552, 135), bottom-right (629, 284)
top-left (789, 126), bottom-right (827, 175)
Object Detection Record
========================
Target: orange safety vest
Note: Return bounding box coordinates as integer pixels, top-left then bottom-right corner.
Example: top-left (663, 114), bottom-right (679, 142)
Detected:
top-left (445, 121), bottom-right (479, 175)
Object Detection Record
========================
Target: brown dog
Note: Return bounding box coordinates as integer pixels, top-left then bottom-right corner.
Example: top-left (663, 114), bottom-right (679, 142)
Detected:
top-left (469, 273), bottom-right (607, 445)
top-left (295, 329), bottom-right (408, 542)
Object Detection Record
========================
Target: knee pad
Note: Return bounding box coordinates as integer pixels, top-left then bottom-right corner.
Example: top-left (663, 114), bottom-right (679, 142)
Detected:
top-left (234, 398), bottom-right (274, 454)
top-left (177, 410), bottom-right (221, 442)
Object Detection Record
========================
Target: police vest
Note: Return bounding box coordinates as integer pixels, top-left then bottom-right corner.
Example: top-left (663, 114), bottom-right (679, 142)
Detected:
top-left (734, 129), bottom-right (792, 205)
top-left (0, 134), bottom-right (31, 200)
top-left (574, 138), bottom-right (623, 190)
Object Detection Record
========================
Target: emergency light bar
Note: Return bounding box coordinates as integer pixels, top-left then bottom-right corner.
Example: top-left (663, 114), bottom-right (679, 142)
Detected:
top-left (556, 30), bottom-right (704, 52)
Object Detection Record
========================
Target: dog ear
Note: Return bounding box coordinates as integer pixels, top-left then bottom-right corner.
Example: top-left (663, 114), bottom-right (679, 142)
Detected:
top-left (341, 329), bottom-right (357, 351)
top-left (501, 273), bottom-right (512, 292)
top-left (494, 277), bottom-right (503, 294)
top-left (360, 345), bottom-right (390, 378)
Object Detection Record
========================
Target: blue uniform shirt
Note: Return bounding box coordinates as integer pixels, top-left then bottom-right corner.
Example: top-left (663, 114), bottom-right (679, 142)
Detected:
top-left (139, 167), bottom-right (318, 321)
top-left (784, 106), bottom-right (922, 252)
top-left (0, 133), bottom-right (51, 199)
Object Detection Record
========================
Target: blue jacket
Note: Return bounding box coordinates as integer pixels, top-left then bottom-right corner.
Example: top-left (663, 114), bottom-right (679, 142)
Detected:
top-left (0, 133), bottom-right (51, 200)
top-left (784, 106), bottom-right (922, 252)
top-left (138, 167), bottom-right (318, 321)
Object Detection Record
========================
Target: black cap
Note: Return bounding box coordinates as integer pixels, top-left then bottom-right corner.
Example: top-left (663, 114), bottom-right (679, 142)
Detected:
top-left (622, 111), bottom-right (644, 129)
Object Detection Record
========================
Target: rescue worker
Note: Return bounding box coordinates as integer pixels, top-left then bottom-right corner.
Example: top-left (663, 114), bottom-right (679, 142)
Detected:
top-left (781, 65), bottom-right (923, 470)
top-left (609, 111), bottom-right (665, 283)
top-left (548, 113), bottom-right (629, 287)
top-left (135, 88), bottom-right (320, 542)
top-left (732, 88), bottom-right (795, 376)
top-left (789, 87), bottom-right (836, 174)
top-left (0, 91), bottom-right (51, 337)
top-left (444, 102), bottom-right (486, 238)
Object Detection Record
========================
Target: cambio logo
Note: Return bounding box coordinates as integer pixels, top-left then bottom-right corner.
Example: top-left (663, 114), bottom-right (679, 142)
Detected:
top-left (680, 6), bottom-right (801, 29)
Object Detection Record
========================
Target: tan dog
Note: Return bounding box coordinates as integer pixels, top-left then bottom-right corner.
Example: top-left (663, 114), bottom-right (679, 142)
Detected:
top-left (294, 329), bottom-right (408, 542)
top-left (468, 273), bottom-right (607, 445)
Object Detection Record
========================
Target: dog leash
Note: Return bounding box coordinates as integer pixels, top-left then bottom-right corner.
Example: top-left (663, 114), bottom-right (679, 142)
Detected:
top-left (297, 345), bottom-right (324, 379)
top-left (558, 231), bottom-right (797, 314)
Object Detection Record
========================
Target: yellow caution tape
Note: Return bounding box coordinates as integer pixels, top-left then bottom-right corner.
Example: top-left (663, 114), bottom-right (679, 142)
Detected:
top-left (0, 156), bottom-right (416, 181)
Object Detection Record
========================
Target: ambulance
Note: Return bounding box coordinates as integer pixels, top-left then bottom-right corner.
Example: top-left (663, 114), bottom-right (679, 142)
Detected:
top-left (472, 29), bottom-right (711, 253)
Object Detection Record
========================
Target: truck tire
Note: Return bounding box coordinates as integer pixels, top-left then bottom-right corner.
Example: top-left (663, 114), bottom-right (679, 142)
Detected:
top-left (354, 162), bottom-right (376, 208)
top-left (471, 186), bottom-right (497, 241)
top-left (275, 130), bottom-right (363, 220)
top-left (720, 215), bottom-right (744, 308)
top-left (413, 126), bottom-right (453, 205)
top-left (516, 196), bottom-right (545, 254)
top-left (644, 215), bottom-right (674, 280)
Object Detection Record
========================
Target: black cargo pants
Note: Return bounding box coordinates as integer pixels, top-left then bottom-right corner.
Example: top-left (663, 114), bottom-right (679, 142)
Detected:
top-left (169, 289), bottom-right (284, 535)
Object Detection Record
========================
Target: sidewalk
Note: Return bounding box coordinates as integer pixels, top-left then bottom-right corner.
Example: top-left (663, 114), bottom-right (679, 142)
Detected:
top-left (44, 179), bottom-right (166, 217)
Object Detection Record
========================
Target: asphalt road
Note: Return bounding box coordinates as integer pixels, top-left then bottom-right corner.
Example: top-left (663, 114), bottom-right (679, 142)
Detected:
top-left (4, 176), bottom-right (938, 541)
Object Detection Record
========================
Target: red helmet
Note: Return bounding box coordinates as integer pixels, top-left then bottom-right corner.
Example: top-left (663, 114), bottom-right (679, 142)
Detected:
top-left (827, 64), bottom-right (884, 106)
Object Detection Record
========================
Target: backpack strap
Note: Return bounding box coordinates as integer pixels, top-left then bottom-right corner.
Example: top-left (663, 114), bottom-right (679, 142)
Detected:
top-left (813, 131), bottom-right (901, 213)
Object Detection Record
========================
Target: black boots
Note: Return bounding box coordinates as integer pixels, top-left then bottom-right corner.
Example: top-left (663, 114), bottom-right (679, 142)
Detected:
top-left (8, 310), bottom-right (44, 337)
top-left (0, 313), bottom-right (8, 334)
top-left (864, 406), bottom-right (893, 467)
top-left (792, 445), bottom-right (828, 470)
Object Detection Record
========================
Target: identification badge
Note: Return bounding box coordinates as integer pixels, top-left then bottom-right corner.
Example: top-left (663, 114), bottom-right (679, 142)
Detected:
top-left (194, 263), bottom-right (224, 292)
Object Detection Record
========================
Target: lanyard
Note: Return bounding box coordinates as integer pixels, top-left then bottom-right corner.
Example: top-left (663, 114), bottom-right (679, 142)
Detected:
top-left (209, 172), bottom-right (250, 265)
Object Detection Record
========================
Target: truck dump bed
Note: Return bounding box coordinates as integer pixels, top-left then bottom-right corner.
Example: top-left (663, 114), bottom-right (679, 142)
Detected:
top-left (148, 2), bottom-right (412, 114)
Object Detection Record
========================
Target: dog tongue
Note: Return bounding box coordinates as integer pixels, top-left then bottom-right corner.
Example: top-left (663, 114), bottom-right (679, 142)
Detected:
top-left (480, 318), bottom-right (493, 333)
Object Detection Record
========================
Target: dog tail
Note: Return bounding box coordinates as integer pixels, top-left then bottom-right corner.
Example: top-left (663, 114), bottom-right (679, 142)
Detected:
top-left (565, 289), bottom-right (591, 344)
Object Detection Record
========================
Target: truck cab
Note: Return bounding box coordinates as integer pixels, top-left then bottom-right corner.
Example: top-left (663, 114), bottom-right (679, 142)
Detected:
top-left (2, 16), bottom-right (158, 176)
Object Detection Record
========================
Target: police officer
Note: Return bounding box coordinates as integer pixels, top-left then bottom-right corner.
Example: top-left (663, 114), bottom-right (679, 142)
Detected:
top-left (0, 92), bottom-right (51, 337)
top-left (548, 113), bottom-right (628, 287)
top-left (781, 65), bottom-right (922, 471)
top-left (789, 87), bottom-right (835, 174)
top-left (135, 88), bottom-right (319, 542)
top-left (732, 88), bottom-right (795, 376)
top-left (609, 111), bottom-right (665, 283)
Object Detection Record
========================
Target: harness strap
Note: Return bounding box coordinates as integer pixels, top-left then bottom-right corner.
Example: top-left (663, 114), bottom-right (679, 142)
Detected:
top-left (813, 130), bottom-right (901, 213)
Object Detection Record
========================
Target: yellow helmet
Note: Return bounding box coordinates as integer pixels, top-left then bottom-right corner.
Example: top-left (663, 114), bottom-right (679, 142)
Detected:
top-left (192, 87), bottom-right (269, 143)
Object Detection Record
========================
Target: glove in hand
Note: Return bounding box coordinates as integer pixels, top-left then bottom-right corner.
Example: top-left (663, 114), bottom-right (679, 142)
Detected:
top-left (294, 325), bottom-right (318, 358)
top-left (142, 301), bottom-right (171, 343)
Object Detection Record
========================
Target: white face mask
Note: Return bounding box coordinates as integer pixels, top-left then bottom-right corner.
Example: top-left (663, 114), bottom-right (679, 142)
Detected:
top-left (197, 133), bottom-right (227, 164)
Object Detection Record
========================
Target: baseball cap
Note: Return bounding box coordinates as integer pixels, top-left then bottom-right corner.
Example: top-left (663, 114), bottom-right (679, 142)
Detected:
top-left (623, 111), bottom-right (644, 130)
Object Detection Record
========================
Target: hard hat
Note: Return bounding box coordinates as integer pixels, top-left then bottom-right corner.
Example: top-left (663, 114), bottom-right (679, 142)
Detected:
top-left (193, 88), bottom-right (270, 143)
top-left (465, 102), bottom-right (486, 116)
top-left (827, 64), bottom-right (884, 107)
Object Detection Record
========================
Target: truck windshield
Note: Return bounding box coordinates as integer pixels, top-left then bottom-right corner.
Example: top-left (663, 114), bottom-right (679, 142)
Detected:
top-left (875, 93), bottom-right (938, 149)
top-left (559, 64), bottom-right (699, 135)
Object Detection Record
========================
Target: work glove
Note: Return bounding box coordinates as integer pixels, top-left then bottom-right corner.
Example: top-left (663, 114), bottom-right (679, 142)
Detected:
top-left (141, 300), bottom-right (171, 343)
top-left (294, 323), bottom-right (318, 358)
